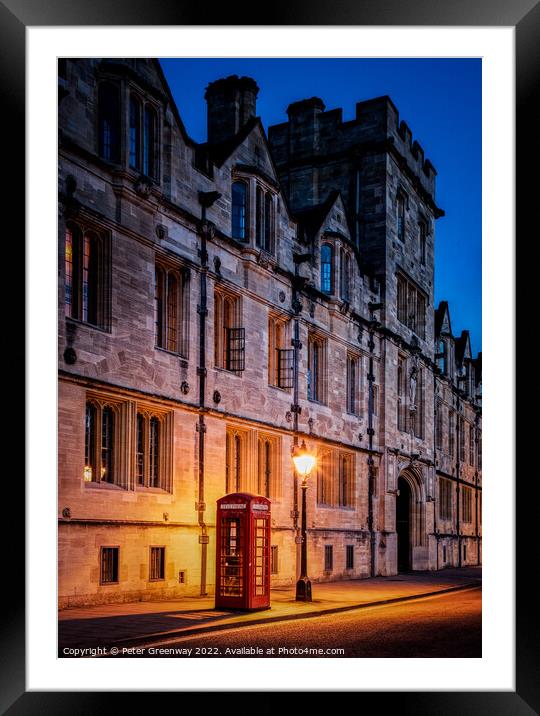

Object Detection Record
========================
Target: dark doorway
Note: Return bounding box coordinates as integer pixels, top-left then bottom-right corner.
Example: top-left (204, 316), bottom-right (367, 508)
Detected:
top-left (396, 476), bottom-right (411, 572)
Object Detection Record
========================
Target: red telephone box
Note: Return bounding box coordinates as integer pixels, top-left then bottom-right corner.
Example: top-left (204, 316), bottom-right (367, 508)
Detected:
top-left (215, 493), bottom-right (271, 611)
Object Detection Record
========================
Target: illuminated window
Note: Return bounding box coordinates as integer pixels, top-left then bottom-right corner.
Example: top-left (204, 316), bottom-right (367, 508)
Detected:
top-left (85, 400), bottom-right (117, 485)
top-left (98, 82), bottom-right (120, 163)
top-left (232, 181), bottom-right (248, 240)
top-left (136, 413), bottom-right (163, 488)
top-left (321, 243), bottom-right (333, 294)
top-left (65, 223), bottom-right (110, 329)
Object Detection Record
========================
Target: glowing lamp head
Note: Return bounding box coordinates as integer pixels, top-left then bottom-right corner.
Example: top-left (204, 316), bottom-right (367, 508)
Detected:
top-left (292, 440), bottom-right (316, 479)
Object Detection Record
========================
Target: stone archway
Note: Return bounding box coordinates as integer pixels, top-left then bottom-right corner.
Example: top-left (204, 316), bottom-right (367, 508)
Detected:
top-left (396, 466), bottom-right (428, 571)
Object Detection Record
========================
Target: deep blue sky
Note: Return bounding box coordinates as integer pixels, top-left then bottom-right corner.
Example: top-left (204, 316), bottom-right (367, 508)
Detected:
top-left (160, 58), bottom-right (481, 356)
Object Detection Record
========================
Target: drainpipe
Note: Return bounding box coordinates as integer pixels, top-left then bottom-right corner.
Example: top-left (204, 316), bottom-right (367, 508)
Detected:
top-left (367, 302), bottom-right (381, 577)
top-left (474, 409), bottom-right (481, 565)
top-left (291, 254), bottom-right (310, 543)
top-left (196, 191), bottom-right (221, 597)
top-left (434, 372), bottom-right (439, 570)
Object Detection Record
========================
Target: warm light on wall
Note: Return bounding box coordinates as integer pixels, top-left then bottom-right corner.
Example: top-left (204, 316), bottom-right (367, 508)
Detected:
top-left (292, 440), bottom-right (316, 479)
top-left (83, 466), bottom-right (93, 482)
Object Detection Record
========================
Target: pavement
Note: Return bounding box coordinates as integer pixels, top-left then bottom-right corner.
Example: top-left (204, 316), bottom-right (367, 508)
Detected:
top-left (58, 567), bottom-right (481, 652)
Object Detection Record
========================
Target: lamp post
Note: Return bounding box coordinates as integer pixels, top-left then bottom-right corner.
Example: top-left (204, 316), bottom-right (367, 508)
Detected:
top-left (293, 439), bottom-right (316, 601)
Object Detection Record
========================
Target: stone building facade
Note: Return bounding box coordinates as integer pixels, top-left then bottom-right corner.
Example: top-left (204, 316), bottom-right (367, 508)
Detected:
top-left (58, 59), bottom-right (481, 607)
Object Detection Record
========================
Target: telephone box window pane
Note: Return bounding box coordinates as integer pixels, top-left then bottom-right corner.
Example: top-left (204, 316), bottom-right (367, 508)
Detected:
top-left (254, 518), bottom-right (268, 596)
top-left (220, 517), bottom-right (243, 597)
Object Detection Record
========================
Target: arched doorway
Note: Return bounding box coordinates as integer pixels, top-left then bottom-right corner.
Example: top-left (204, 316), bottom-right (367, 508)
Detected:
top-left (396, 476), bottom-right (411, 572)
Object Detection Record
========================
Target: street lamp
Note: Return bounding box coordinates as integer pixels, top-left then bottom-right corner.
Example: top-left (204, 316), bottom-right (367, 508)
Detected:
top-left (293, 439), bottom-right (316, 601)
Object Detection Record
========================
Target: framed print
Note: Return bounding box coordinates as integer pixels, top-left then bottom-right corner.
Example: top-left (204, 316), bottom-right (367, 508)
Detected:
top-left (6, 0), bottom-right (535, 710)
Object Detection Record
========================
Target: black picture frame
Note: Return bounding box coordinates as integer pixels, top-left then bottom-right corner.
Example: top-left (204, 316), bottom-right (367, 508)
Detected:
top-left (7, 0), bottom-right (534, 711)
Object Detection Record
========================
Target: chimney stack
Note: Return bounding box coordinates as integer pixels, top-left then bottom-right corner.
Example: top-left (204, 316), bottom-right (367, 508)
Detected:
top-left (205, 75), bottom-right (259, 146)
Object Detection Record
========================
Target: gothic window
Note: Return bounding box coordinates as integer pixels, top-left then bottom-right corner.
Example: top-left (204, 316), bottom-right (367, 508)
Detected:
top-left (257, 434), bottom-right (281, 499)
top-left (65, 223), bottom-right (110, 329)
top-left (136, 412), bottom-right (163, 488)
top-left (458, 416), bottom-right (466, 463)
top-left (396, 272), bottom-right (426, 339)
top-left (231, 181), bottom-right (248, 241)
top-left (98, 82), bottom-right (120, 163)
top-left (317, 449), bottom-right (333, 507)
top-left (84, 399), bottom-right (119, 485)
top-left (129, 94), bottom-right (141, 170)
top-left (435, 400), bottom-right (444, 450)
top-left (268, 314), bottom-right (292, 389)
top-left (397, 191), bottom-right (406, 242)
top-left (337, 452), bottom-right (354, 508)
top-left (320, 243), bottom-right (333, 294)
top-left (412, 368), bottom-right (424, 439)
top-left (478, 430), bottom-right (482, 470)
top-left (449, 410), bottom-right (456, 458)
top-left (346, 354), bottom-right (359, 415)
top-left (340, 249), bottom-right (351, 301)
top-left (419, 220), bottom-right (427, 265)
top-left (255, 187), bottom-right (275, 252)
top-left (214, 290), bottom-right (245, 372)
top-left (143, 105), bottom-right (157, 178)
top-left (469, 425), bottom-right (475, 465)
top-left (461, 486), bottom-right (472, 523)
top-left (307, 333), bottom-right (326, 403)
top-left (437, 339), bottom-right (446, 374)
top-left (264, 192), bottom-right (273, 252)
top-left (154, 260), bottom-right (188, 356)
top-left (225, 428), bottom-right (246, 493)
top-left (397, 354), bottom-right (407, 432)
top-left (439, 478), bottom-right (452, 520)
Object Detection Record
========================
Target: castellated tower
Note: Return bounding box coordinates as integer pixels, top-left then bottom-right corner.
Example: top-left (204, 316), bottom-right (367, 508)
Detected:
top-left (268, 95), bottom-right (444, 360)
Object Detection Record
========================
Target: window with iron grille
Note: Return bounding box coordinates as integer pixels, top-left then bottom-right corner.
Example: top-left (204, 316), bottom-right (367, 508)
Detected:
top-left (270, 545), bottom-right (279, 575)
top-left (149, 546), bottom-right (165, 581)
top-left (324, 545), bottom-right (333, 572)
top-left (155, 261), bottom-right (189, 356)
top-left (268, 314), bottom-right (292, 389)
top-left (346, 545), bottom-right (354, 570)
top-left (65, 223), bottom-right (111, 330)
top-left (100, 546), bottom-right (119, 584)
top-left (439, 478), bottom-right (452, 521)
top-left (215, 291), bottom-right (244, 372)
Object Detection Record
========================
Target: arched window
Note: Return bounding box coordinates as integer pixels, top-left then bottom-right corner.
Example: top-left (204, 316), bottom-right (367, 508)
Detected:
top-left (321, 243), bottom-right (333, 294)
top-left (101, 406), bottom-right (115, 483)
top-left (232, 181), bottom-right (248, 241)
top-left (129, 95), bottom-right (141, 170)
top-left (154, 262), bottom-right (187, 356)
top-left (143, 105), bottom-right (157, 178)
top-left (256, 186), bottom-right (263, 247)
top-left (98, 82), bottom-right (120, 163)
top-left (340, 249), bottom-right (351, 301)
top-left (65, 224), bottom-right (106, 327)
top-left (264, 193), bottom-right (272, 252)
top-left (437, 339), bottom-right (446, 374)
